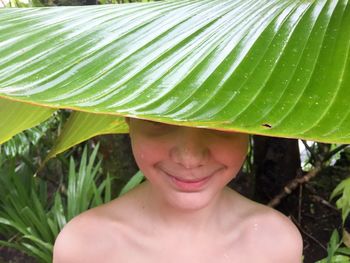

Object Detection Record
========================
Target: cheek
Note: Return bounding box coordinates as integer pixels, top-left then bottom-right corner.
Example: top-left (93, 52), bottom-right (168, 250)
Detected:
top-left (131, 137), bottom-right (167, 170)
top-left (214, 138), bottom-right (248, 169)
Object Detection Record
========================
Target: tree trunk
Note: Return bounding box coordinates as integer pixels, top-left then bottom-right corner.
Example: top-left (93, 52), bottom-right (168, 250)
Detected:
top-left (253, 136), bottom-right (301, 209)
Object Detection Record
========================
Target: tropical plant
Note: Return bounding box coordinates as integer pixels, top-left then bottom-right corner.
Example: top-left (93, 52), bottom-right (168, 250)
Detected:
top-left (0, 0), bottom-right (43, 8)
top-left (316, 230), bottom-right (350, 263)
top-left (118, 170), bottom-right (144, 196)
top-left (0, 111), bottom-right (63, 159)
top-left (315, 161), bottom-right (350, 263)
top-left (0, 2), bottom-right (349, 261)
top-left (0, 145), bottom-right (113, 262)
top-left (332, 177), bottom-right (350, 224)
top-left (0, 0), bottom-right (349, 156)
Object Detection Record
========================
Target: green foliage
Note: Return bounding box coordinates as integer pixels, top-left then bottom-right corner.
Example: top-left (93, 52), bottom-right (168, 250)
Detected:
top-left (100, 0), bottom-right (154, 5)
top-left (118, 170), bottom-right (144, 196)
top-left (0, 145), bottom-right (112, 262)
top-left (0, 0), bottom-right (151, 8)
top-left (332, 177), bottom-right (350, 224)
top-left (0, 0), bottom-right (349, 147)
top-left (1, 0), bottom-right (43, 7)
top-left (0, 161), bottom-right (56, 262)
top-left (64, 145), bottom-right (112, 221)
top-left (317, 161), bottom-right (350, 263)
top-left (0, 112), bottom-right (61, 159)
top-left (316, 230), bottom-right (350, 263)
top-left (45, 111), bottom-right (128, 161)
top-left (0, 98), bottom-right (56, 145)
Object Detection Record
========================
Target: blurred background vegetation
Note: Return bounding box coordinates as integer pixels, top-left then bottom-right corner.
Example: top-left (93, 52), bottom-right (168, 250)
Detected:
top-left (0, 1), bottom-right (350, 263)
top-left (0, 0), bottom-right (155, 7)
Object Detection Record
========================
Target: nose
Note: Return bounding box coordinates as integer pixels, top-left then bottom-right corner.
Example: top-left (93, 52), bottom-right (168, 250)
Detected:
top-left (170, 127), bottom-right (209, 169)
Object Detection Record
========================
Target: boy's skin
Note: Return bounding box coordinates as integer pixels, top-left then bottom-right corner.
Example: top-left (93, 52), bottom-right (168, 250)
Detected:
top-left (53, 118), bottom-right (303, 263)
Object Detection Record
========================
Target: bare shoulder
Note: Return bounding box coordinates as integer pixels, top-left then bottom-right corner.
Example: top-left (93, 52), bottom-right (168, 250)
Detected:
top-left (238, 197), bottom-right (303, 263)
top-left (52, 204), bottom-right (117, 262)
top-left (252, 208), bottom-right (302, 262)
top-left (53, 187), bottom-right (144, 263)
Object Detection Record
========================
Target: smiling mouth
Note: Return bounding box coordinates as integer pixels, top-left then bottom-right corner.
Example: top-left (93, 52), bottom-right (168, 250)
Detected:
top-left (160, 168), bottom-right (222, 192)
top-left (170, 175), bottom-right (211, 184)
top-left (169, 174), bottom-right (212, 191)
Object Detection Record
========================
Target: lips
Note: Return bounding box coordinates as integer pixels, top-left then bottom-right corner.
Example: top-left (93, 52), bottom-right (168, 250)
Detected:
top-left (170, 175), bottom-right (210, 184)
top-left (158, 167), bottom-right (219, 192)
top-left (169, 174), bottom-right (212, 191)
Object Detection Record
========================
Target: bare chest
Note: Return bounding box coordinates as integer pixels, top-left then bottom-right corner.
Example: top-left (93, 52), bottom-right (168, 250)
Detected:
top-left (92, 233), bottom-right (257, 263)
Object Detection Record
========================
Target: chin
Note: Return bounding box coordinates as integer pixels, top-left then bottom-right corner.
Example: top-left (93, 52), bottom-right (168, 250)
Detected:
top-left (166, 191), bottom-right (216, 211)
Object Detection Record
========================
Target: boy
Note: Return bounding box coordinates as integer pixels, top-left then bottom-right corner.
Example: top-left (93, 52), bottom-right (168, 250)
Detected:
top-left (53, 118), bottom-right (303, 263)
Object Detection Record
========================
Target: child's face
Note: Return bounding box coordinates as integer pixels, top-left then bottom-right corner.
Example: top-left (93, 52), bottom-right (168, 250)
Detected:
top-left (127, 118), bottom-right (249, 210)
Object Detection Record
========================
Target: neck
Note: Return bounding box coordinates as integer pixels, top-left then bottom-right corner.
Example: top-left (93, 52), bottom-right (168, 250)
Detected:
top-left (143, 182), bottom-right (228, 234)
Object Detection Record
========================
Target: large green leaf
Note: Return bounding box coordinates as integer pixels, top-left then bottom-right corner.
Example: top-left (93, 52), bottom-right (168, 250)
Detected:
top-left (0, 97), bottom-right (55, 144)
top-left (0, 0), bottom-right (349, 145)
top-left (45, 111), bottom-right (127, 160)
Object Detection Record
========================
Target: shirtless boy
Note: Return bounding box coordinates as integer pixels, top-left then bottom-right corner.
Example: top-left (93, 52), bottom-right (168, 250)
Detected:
top-left (53, 118), bottom-right (303, 263)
